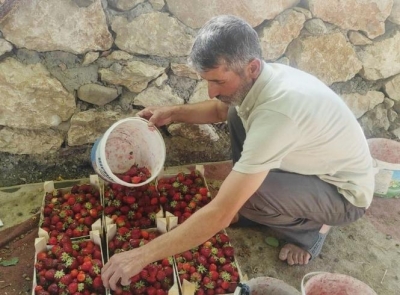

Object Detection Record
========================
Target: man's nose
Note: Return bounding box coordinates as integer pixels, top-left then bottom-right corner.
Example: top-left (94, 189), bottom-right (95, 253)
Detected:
top-left (207, 82), bottom-right (219, 99)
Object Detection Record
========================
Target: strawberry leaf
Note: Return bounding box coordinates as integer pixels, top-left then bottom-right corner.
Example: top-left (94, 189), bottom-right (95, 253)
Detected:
top-left (0, 257), bottom-right (19, 266)
top-left (265, 237), bottom-right (279, 248)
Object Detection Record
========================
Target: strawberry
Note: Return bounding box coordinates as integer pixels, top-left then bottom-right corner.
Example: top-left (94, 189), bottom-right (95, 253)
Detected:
top-left (76, 272), bottom-right (86, 282)
top-left (89, 208), bottom-right (98, 218)
top-left (209, 270), bottom-right (219, 281)
top-left (68, 282), bottom-right (78, 293)
top-left (156, 269), bottom-right (166, 281)
top-left (147, 286), bottom-right (157, 295)
top-left (220, 280), bottom-right (230, 290)
top-left (44, 269), bottom-right (56, 281)
top-left (197, 255), bottom-right (208, 266)
top-left (182, 250), bottom-right (193, 261)
top-left (80, 261), bottom-right (92, 272)
top-left (59, 273), bottom-right (73, 286)
top-left (222, 246), bottom-right (234, 258)
top-left (200, 247), bottom-right (211, 257)
top-left (121, 175), bottom-right (132, 183)
top-left (190, 272), bottom-right (202, 282)
top-left (47, 283), bottom-right (59, 294)
top-left (124, 196), bottom-right (136, 205)
top-left (222, 263), bottom-right (235, 274)
top-left (161, 258), bottom-right (170, 267)
top-left (140, 269), bottom-right (149, 280)
top-left (131, 228), bottom-right (142, 239)
top-left (131, 176), bottom-right (142, 184)
top-left (92, 275), bottom-right (103, 290)
top-left (164, 266), bottom-right (173, 277)
top-left (216, 233), bottom-right (230, 244)
top-left (115, 216), bottom-right (126, 227)
top-left (48, 236), bottom-right (58, 245)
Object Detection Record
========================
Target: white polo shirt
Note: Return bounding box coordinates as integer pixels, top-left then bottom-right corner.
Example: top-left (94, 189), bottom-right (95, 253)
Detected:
top-left (233, 62), bottom-right (374, 208)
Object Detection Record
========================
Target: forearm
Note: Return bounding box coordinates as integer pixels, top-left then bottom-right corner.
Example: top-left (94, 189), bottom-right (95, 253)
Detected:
top-left (171, 100), bottom-right (228, 124)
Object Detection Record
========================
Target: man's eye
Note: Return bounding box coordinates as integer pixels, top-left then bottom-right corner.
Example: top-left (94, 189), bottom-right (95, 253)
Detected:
top-left (217, 81), bottom-right (225, 85)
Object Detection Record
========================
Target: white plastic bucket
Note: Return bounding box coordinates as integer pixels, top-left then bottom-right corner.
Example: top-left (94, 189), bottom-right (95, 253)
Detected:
top-left (301, 272), bottom-right (377, 295)
top-left (368, 138), bottom-right (400, 198)
top-left (91, 117), bottom-right (166, 187)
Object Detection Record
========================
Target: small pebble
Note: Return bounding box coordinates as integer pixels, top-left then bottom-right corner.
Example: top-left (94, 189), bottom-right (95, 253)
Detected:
top-left (22, 273), bottom-right (26, 278)
top-left (25, 277), bottom-right (30, 281)
top-left (334, 258), bottom-right (339, 263)
top-left (386, 234), bottom-right (392, 240)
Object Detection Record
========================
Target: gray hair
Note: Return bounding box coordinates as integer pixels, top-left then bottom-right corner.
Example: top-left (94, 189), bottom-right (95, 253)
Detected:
top-left (188, 15), bottom-right (262, 73)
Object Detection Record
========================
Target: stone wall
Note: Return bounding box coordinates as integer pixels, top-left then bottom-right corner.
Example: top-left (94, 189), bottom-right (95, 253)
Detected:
top-left (0, 0), bottom-right (399, 186)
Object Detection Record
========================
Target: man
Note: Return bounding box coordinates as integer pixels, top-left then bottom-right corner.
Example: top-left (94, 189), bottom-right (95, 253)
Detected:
top-left (102, 15), bottom-right (374, 290)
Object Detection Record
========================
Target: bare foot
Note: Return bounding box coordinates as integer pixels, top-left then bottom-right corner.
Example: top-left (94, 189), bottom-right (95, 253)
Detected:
top-left (279, 244), bottom-right (311, 265)
top-left (279, 225), bottom-right (331, 265)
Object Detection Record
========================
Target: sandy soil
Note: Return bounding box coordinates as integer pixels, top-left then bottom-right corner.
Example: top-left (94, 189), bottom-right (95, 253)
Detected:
top-left (0, 163), bottom-right (399, 294)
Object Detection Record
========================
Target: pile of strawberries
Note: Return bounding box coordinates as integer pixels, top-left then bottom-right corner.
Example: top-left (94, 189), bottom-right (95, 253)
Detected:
top-left (40, 184), bottom-right (103, 242)
top-left (108, 227), bottom-right (175, 295)
top-left (115, 164), bottom-right (152, 185)
top-left (103, 180), bottom-right (161, 229)
top-left (175, 232), bottom-right (239, 295)
top-left (34, 235), bottom-right (105, 295)
top-left (157, 171), bottom-right (212, 224)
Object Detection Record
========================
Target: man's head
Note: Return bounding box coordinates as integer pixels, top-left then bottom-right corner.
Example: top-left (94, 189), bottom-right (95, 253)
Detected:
top-left (189, 15), bottom-right (262, 73)
top-left (188, 15), bottom-right (263, 106)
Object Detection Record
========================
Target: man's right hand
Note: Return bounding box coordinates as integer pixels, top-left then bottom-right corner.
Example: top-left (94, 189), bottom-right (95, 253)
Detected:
top-left (137, 106), bottom-right (176, 127)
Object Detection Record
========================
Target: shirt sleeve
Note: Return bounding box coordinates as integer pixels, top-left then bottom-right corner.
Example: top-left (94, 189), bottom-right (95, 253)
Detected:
top-left (233, 109), bottom-right (300, 174)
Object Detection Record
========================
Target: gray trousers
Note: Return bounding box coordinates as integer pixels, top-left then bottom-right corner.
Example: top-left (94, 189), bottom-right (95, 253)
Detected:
top-left (227, 107), bottom-right (366, 250)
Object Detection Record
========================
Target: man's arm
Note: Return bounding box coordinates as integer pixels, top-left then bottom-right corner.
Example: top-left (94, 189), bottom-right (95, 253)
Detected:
top-left (102, 169), bottom-right (269, 290)
top-left (137, 99), bottom-right (229, 127)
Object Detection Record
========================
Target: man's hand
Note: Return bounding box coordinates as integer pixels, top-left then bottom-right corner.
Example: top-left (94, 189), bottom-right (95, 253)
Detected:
top-left (101, 248), bottom-right (147, 291)
top-left (137, 106), bottom-right (176, 127)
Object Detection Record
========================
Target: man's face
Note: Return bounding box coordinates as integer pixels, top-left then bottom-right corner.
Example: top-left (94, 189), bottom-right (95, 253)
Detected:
top-left (200, 64), bottom-right (254, 106)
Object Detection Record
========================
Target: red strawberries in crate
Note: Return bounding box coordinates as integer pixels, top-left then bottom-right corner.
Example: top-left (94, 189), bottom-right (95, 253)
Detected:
top-left (175, 232), bottom-right (240, 295)
top-left (40, 183), bottom-right (103, 241)
top-left (33, 234), bottom-right (105, 295)
top-left (107, 227), bottom-right (178, 294)
top-left (158, 171), bottom-right (212, 224)
top-left (103, 180), bottom-right (162, 229)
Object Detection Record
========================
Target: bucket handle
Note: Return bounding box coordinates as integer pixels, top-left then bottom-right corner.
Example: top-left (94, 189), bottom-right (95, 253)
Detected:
top-left (373, 158), bottom-right (400, 172)
top-left (300, 271), bottom-right (330, 295)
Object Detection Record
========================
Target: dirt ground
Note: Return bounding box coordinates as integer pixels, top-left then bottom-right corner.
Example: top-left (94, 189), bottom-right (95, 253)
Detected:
top-left (0, 162), bottom-right (399, 294)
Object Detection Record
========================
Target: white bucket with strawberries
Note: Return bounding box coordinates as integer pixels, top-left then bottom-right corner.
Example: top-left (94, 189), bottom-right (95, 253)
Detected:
top-left (91, 117), bottom-right (166, 187)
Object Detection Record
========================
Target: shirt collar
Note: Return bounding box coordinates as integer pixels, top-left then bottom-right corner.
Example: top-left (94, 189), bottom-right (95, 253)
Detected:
top-left (237, 61), bottom-right (272, 120)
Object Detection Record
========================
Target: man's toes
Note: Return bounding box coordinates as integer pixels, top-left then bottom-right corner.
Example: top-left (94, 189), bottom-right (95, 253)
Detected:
top-left (293, 252), bottom-right (303, 265)
top-left (287, 251), bottom-right (296, 265)
top-left (279, 246), bottom-right (290, 261)
top-left (303, 252), bottom-right (311, 265)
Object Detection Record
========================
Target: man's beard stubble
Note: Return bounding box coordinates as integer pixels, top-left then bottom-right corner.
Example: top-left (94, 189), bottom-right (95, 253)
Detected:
top-left (217, 77), bottom-right (254, 107)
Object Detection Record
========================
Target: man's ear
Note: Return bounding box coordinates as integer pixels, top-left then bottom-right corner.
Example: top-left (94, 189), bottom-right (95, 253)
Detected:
top-left (248, 58), bottom-right (262, 79)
